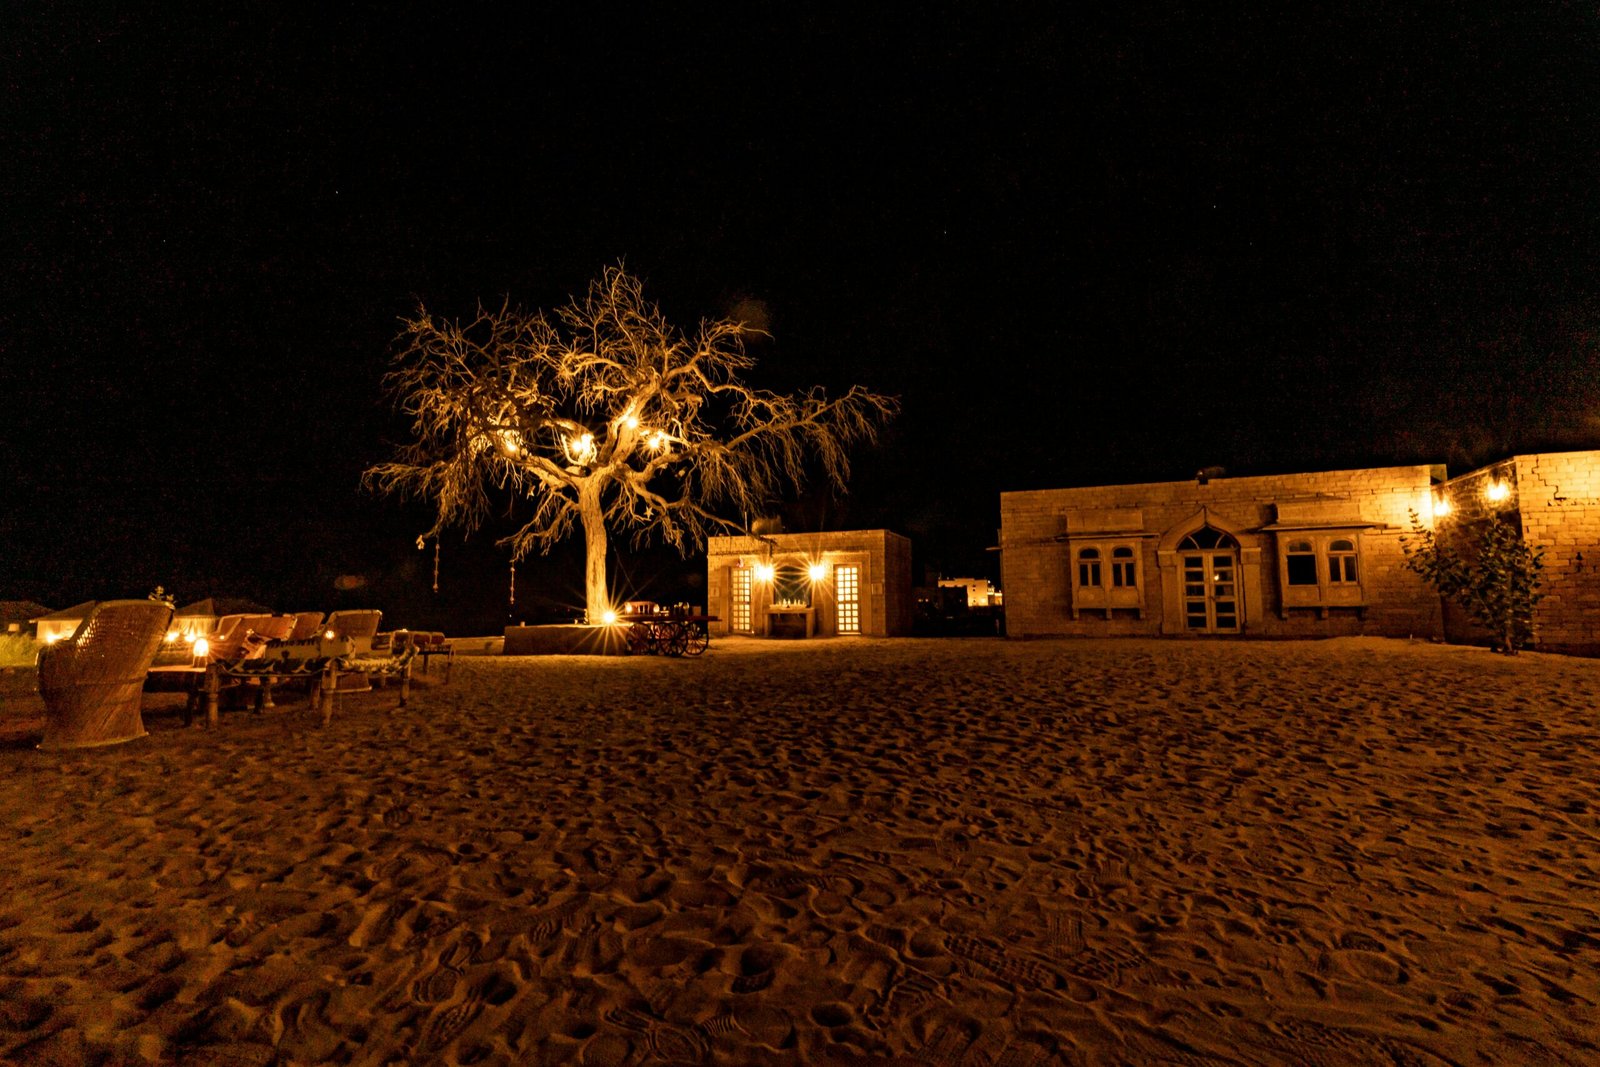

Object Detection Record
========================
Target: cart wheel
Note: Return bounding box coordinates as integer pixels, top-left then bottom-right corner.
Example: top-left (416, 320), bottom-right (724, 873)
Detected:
top-left (681, 626), bottom-right (710, 656)
top-left (626, 624), bottom-right (652, 655)
top-left (663, 624), bottom-right (690, 657)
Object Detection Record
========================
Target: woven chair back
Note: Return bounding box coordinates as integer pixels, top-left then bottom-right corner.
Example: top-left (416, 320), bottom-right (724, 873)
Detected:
top-left (38, 599), bottom-right (173, 750)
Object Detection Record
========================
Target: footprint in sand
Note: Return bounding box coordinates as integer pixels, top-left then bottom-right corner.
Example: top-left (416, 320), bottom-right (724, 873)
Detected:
top-left (870, 968), bottom-right (946, 1025)
top-left (1335, 930), bottom-right (1387, 953)
top-left (864, 923), bottom-right (908, 954)
top-left (380, 801), bottom-right (414, 828)
top-left (1338, 949), bottom-right (1408, 985)
top-left (1044, 912), bottom-right (1088, 956)
top-left (1262, 1017), bottom-right (1449, 1067)
top-left (409, 931), bottom-right (480, 1005)
top-left (901, 1020), bottom-right (981, 1066)
top-left (602, 1005), bottom-right (708, 1063)
top-left (403, 912), bottom-right (465, 951)
top-left (579, 1031), bottom-right (633, 1066)
top-left (523, 896), bottom-right (587, 943)
top-left (376, 844), bottom-right (453, 884)
top-left (730, 943), bottom-right (787, 995)
top-left (946, 934), bottom-right (1065, 992)
top-left (412, 959), bottom-right (462, 1006)
top-left (698, 1011), bottom-right (750, 1042)
top-left (420, 984), bottom-right (485, 1054)
top-left (0, 995), bottom-right (54, 1033)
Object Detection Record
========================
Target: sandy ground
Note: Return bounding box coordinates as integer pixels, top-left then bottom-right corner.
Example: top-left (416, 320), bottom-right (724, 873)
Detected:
top-left (1, 636), bottom-right (1599, 1066)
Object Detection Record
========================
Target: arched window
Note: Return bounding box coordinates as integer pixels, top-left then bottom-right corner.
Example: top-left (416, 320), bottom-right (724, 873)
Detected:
top-left (1286, 539), bottom-right (1318, 586)
top-left (1077, 547), bottom-right (1102, 588)
top-left (1328, 538), bottom-right (1359, 583)
top-left (1178, 526), bottom-right (1238, 551)
top-left (1111, 545), bottom-right (1137, 587)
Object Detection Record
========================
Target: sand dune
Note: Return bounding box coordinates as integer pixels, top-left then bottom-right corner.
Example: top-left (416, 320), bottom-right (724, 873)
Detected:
top-left (2, 636), bottom-right (1599, 1064)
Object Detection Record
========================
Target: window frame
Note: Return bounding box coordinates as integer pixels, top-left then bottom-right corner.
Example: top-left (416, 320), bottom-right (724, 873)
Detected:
top-left (730, 566), bottom-right (753, 633)
top-left (1327, 538), bottom-right (1359, 585)
top-left (1285, 538), bottom-right (1319, 587)
top-left (1276, 531), bottom-right (1365, 614)
top-left (1069, 538), bottom-right (1145, 619)
top-left (1076, 547), bottom-right (1102, 588)
top-left (1110, 545), bottom-right (1138, 588)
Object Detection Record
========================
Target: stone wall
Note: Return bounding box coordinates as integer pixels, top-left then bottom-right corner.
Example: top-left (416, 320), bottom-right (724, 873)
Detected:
top-left (1001, 465), bottom-right (1445, 639)
top-left (1517, 452), bottom-right (1600, 653)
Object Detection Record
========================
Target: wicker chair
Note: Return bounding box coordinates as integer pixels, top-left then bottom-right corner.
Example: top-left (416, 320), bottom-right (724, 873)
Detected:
top-left (38, 599), bottom-right (174, 750)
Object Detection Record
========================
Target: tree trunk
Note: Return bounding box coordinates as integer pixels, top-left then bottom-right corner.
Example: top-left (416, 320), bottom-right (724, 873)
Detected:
top-left (578, 482), bottom-right (610, 623)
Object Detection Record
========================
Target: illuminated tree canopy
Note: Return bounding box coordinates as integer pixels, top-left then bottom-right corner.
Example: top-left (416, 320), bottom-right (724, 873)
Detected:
top-left (364, 266), bottom-right (898, 622)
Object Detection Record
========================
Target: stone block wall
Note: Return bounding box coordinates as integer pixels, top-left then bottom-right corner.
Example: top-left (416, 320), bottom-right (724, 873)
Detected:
top-left (1001, 465), bottom-right (1445, 639)
top-left (1517, 452), bottom-right (1600, 653)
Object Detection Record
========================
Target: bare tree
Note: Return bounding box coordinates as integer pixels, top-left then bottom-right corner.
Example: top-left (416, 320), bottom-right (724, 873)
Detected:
top-left (364, 266), bottom-right (898, 623)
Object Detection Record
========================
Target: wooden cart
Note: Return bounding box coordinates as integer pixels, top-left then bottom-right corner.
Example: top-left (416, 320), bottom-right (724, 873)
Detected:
top-left (622, 609), bottom-right (718, 657)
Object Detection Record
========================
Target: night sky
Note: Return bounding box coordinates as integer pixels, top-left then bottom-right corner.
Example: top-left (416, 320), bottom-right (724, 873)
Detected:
top-left (6, 5), bottom-right (1598, 632)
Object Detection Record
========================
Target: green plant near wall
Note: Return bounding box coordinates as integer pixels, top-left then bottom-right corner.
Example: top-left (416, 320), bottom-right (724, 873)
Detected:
top-left (1401, 511), bottom-right (1546, 655)
top-left (0, 634), bottom-right (38, 669)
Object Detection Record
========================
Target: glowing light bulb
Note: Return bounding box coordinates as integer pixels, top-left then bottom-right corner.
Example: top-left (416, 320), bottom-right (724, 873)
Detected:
top-left (564, 432), bottom-right (596, 464)
top-left (754, 563), bottom-right (775, 582)
top-left (601, 609), bottom-right (618, 625)
top-left (1434, 496), bottom-right (1452, 517)
top-left (808, 563), bottom-right (827, 581)
top-left (646, 431), bottom-right (666, 450)
top-left (623, 415), bottom-right (639, 429)
top-left (165, 630), bottom-right (180, 643)
top-left (1486, 481), bottom-right (1510, 502)
top-left (193, 637), bottom-right (210, 657)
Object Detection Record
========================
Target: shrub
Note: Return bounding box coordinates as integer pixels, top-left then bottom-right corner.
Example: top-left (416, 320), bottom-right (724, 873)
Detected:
top-left (0, 634), bottom-right (38, 669)
top-left (1401, 512), bottom-right (1545, 655)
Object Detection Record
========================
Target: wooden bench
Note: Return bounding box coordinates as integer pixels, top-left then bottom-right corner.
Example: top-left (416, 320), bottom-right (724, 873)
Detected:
top-left (201, 647), bottom-right (416, 728)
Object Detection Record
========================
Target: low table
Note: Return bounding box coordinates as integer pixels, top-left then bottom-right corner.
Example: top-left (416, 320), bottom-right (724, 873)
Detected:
top-left (764, 606), bottom-right (815, 638)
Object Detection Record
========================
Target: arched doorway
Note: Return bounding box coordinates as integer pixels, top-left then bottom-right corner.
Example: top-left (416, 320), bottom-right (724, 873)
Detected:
top-left (1177, 526), bottom-right (1240, 633)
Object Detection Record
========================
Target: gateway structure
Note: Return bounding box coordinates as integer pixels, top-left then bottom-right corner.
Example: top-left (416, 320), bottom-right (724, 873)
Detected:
top-left (1000, 451), bottom-right (1600, 654)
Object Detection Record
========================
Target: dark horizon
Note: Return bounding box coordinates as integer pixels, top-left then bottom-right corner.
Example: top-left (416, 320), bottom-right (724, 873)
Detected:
top-left (6, 5), bottom-right (1598, 632)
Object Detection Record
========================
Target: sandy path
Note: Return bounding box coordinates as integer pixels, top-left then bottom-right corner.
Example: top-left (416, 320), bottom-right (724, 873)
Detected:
top-left (1, 637), bottom-right (1598, 1065)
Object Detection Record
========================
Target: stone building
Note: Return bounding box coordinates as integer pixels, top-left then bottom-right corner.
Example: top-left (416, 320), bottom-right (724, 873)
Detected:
top-left (1001, 452), bottom-right (1600, 654)
top-left (705, 530), bottom-right (913, 638)
top-left (1000, 464), bottom-right (1446, 640)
